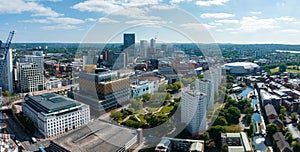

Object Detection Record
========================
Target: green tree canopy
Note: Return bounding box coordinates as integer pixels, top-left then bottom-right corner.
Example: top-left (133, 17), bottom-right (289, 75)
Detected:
top-left (226, 106), bottom-right (241, 124)
top-left (142, 93), bottom-right (151, 102)
top-left (291, 112), bottom-right (298, 122)
top-left (266, 123), bottom-right (280, 136)
top-left (213, 116), bottom-right (228, 126)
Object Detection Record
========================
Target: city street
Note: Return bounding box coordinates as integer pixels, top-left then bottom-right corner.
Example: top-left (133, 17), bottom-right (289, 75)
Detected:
top-left (2, 110), bottom-right (32, 151)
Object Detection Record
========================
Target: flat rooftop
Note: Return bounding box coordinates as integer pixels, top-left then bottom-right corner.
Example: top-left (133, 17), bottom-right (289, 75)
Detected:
top-left (25, 93), bottom-right (80, 113)
top-left (51, 119), bottom-right (137, 152)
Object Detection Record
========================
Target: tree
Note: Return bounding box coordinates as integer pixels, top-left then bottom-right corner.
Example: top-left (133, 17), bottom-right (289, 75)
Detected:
top-left (266, 123), bottom-right (279, 136)
top-left (213, 116), bottom-right (228, 126)
top-left (222, 144), bottom-right (228, 152)
top-left (131, 98), bottom-right (143, 111)
top-left (142, 93), bottom-right (151, 102)
top-left (165, 93), bottom-right (172, 101)
top-left (198, 132), bottom-right (210, 141)
top-left (291, 112), bottom-right (298, 122)
top-left (208, 125), bottom-right (224, 143)
top-left (279, 63), bottom-right (287, 73)
top-left (198, 74), bottom-right (204, 79)
top-left (110, 110), bottom-right (123, 121)
top-left (293, 142), bottom-right (300, 152)
top-left (285, 132), bottom-right (293, 144)
top-left (280, 106), bottom-right (287, 116)
top-left (2, 90), bottom-right (10, 97)
top-left (226, 106), bottom-right (241, 124)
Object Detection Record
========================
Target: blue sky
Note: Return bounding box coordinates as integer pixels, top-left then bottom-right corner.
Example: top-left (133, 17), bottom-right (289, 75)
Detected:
top-left (1, 0), bottom-right (300, 44)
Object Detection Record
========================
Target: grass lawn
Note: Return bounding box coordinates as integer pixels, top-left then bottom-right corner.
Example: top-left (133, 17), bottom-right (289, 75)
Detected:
top-left (158, 105), bottom-right (174, 115)
top-left (147, 107), bottom-right (159, 112)
top-left (270, 67), bottom-right (279, 73)
top-left (287, 69), bottom-right (300, 74)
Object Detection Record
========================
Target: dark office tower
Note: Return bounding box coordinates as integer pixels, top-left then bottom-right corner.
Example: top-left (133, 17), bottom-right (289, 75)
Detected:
top-left (123, 33), bottom-right (135, 50)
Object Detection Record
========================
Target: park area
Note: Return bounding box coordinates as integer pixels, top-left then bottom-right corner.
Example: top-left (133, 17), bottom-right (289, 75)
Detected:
top-left (110, 92), bottom-right (181, 129)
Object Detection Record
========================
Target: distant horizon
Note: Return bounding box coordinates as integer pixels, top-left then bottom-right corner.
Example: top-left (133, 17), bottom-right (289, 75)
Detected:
top-left (1, 1), bottom-right (300, 44)
top-left (9, 42), bottom-right (300, 45)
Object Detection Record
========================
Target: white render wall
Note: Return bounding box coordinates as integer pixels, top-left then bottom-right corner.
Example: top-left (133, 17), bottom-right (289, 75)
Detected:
top-left (22, 102), bottom-right (90, 137)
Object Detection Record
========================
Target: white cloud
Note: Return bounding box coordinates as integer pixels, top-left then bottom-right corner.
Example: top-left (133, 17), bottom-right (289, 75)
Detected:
top-left (72, 0), bottom-right (162, 14)
top-left (180, 23), bottom-right (214, 31)
top-left (98, 17), bottom-right (120, 23)
top-left (21, 19), bottom-right (50, 23)
top-left (200, 13), bottom-right (235, 19)
top-left (21, 17), bottom-right (85, 25)
top-left (196, 0), bottom-right (229, 6)
top-left (240, 16), bottom-right (279, 32)
top-left (48, 17), bottom-right (85, 25)
top-left (125, 19), bottom-right (167, 25)
top-left (279, 29), bottom-right (300, 33)
top-left (151, 5), bottom-right (175, 10)
top-left (72, 0), bottom-right (122, 14)
top-left (275, 16), bottom-right (294, 22)
top-left (250, 11), bottom-right (262, 15)
top-left (41, 24), bottom-right (79, 30)
top-left (215, 19), bottom-right (239, 24)
top-left (170, 0), bottom-right (192, 4)
top-left (85, 18), bottom-right (97, 22)
top-left (0, 0), bottom-right (62, 17)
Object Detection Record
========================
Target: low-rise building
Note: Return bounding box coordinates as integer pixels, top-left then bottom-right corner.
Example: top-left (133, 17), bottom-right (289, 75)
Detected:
top-left (22, 93), bottom-right (90, 137)
top-left (272, 132), bottom-right (293, 152)
top-left (46, 119), bottom-right (138, 152)
top-left (155, 137), bottom-right (204, 152)
top-left (45, 78), bottom-right (62, 90)
top-left (221, 132), bottom-right (252, 152)
top-left (131, 80), bottom-right (154, 98)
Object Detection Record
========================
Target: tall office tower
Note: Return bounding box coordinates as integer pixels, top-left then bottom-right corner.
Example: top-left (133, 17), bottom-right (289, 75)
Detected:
top-left (77, 68), bottom-right (130, 113)
top-left (123, 33), bottom-right (135, 50)
top-left (140, 40), bottom-right (148, 58)
top-left (195, 79), bottom-right (214, 110)
top-left (0, 48), bottom-right (14, 94)
top-left (123, 33), bottom-right (135, 64)
top-left (181, 91), bottom-right (207, 135)
top-left (18, 63), bottom-right (44, 93)
top-left (20, 55), bottom-right (44, 74)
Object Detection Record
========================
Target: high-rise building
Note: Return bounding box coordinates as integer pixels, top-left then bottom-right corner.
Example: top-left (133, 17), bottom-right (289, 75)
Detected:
top-left (0, 48), bottom-right (13, 94)
top-left (19, 55), bottom-right (44, 74)
top-left (140, 40), bottom-right (148, 58)
top-left (147, 38), bottom-right (157, 58)
top-left (22, 93), bottom-right (90, 137)
top-left (75, 69), bottom-right (130, 115)
top-left (195, 79), bottom-right (214, 110)
top-left (123, 33), bottom-right (135, 50)
top-left (181, 91), bottom-right (207, 135)
top-left (17, 63), bottom-right (44, 93)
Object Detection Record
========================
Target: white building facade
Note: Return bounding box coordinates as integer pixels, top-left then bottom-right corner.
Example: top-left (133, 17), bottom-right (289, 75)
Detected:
top-left (18, 63), bottom-right (44, 93)
top-left (195, 79), bottom-right (214, 110)
top-left (22, 93), bottom-right (90, 137)
top-left (131, 80), bottom-right (154, 98)
top-left (181, 91), bottom-right (207, 135)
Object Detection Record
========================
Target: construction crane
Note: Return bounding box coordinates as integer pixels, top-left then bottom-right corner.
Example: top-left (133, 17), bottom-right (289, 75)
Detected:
top-left (4, 30), bottom-right (15, 49)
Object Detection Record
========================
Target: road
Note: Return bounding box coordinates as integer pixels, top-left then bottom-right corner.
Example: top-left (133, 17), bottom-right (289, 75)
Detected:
top-left (2, 111), bottom-right (32, 151)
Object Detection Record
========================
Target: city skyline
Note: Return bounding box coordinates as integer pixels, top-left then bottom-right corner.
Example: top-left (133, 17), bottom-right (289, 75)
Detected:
top-left (0, 0), bottom-right (300, 44)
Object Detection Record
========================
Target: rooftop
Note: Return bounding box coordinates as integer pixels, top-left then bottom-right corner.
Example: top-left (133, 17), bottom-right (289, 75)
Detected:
top-left (25, 93), bottom-right (80, 113)
top-left (50, 119), bottom-right (137, 152)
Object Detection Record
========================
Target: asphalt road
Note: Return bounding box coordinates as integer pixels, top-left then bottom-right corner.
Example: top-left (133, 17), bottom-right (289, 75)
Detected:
top-left (2, 111), bottom-right (32, 151)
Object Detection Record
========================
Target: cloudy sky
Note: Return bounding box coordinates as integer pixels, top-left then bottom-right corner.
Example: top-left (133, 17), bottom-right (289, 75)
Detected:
top-left (1, 0), bottom-right (300, 44)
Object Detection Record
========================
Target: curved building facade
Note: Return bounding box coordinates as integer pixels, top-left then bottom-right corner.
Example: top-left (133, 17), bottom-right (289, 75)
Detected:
top-left (224, 62), bottom-right (260, 75)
